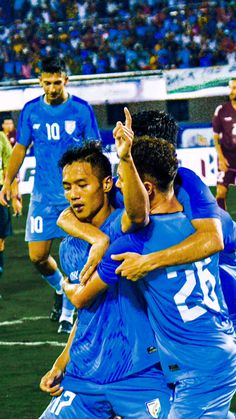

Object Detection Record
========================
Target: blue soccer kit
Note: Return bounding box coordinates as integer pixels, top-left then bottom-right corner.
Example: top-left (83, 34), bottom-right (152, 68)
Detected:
top-left (40, 209), bottom-right (171, 419)
top-left (17, 94), bottom-right (100, 241)
top-left (112, 166), bottom-right (236, 330)
top-left (98, 212), bottom-right (236, 418)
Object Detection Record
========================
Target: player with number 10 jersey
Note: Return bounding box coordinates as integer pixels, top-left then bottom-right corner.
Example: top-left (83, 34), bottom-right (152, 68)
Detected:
top-left (17, 94), bottom-right (100, 241)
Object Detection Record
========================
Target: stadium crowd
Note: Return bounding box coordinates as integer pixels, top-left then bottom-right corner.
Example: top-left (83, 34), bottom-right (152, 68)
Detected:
top-left (0, 0), bottom-right (235, 81)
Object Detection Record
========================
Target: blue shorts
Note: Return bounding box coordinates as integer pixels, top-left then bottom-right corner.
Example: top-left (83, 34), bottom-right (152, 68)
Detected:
top-left (25, 198), bottom-right (67, 242)
top-left (39, 365), bottom-right (171, 419)
top-left (168, 365), bottom-right (236, 418)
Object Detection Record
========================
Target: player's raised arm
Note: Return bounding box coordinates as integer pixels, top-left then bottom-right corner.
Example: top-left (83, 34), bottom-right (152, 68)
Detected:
top-left (0, 143), bottom-right (27, 205)
top-left (113, 107), bottom-right (150, 232)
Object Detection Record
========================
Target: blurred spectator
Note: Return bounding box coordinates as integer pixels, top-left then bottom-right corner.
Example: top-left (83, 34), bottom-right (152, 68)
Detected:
top-left (0, 0), bottom-right (235, 81)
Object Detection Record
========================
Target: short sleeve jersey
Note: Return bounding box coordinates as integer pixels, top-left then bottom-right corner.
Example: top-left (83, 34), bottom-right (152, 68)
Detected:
top-left (212, 102), bottom-right (236, 168)
top-left (17, 95), bottom-right (100, 205)
top-left (98, 213), bottom-right (236, 383)
top-left (59, 209), bottom-right (159, 389)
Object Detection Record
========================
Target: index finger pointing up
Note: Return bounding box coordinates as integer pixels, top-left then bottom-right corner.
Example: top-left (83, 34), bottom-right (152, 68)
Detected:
top-left (124, 107), bottom-right (132, 130)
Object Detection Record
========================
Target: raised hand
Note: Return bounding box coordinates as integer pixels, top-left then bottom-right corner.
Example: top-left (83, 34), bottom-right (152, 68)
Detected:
top-left (112, 107), bottom-right (134, 160)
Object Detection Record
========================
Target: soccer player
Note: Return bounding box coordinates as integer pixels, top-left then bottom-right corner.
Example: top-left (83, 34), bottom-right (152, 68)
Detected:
top-left (213, 77), bottom-right (236, 210)
top-left (2, 117), bottom-right (22, 216)
top-left (109, 109), bottom-right (236, 332)
top-left (39, 140), bottom-right (171, 418)
top-left (65, 137), bottom-right (236, 418)
top-left (0, 57), bottom-right (100, 333)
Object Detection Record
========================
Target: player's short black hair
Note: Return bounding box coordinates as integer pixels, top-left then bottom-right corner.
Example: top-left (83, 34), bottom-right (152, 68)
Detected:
top-left (131, 136), bottom-right (178, 192)
top-left (132, 110), bottom-right (178, 147)
top-left (41, 57), bottom-right (67, 74)
top-left (59, 141), bottom-right (112, 181)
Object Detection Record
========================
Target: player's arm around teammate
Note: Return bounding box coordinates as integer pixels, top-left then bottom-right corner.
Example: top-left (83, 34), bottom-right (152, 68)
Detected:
top-left (57, 206), bottom-right (110, 283)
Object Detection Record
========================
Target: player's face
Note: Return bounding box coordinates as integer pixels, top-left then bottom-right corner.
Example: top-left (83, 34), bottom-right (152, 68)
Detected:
top-left (2, 119), bottom-right (14, 133)
top-left (40, 72), bottom-right (68, 105)
top-left (63, 161), bottom-right (107, 223)
top-left (229, 79), bottom-right (236, 101)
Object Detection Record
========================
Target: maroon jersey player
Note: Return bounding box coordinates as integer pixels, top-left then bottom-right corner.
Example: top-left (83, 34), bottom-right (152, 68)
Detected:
top-left (212, 78), bottom-right (236, 210)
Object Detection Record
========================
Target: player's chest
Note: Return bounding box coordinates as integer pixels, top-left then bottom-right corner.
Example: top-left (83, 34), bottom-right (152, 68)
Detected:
top-left (30, 113), bottom-right (84, 144)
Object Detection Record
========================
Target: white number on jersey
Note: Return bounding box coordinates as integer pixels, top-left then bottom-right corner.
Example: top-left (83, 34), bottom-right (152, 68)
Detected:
top-left (50, 391), bottom-right (76, 415)
top-left (30, 216), bottom-right (43, 233)
top-left (167, 258), bottom-right (220, 322)
top-left (232, 123), bottom-right (236, 136)
top-left (46, 123), bottom-right (60, 140)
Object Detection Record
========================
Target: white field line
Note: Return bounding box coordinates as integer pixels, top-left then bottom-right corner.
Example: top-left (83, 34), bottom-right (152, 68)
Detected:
top-left (0, 341), bottom-right (65, 347)
top-left (0, 316), bottom-right (66, 347)
top-left (0, 316), bottom-right (48, 326)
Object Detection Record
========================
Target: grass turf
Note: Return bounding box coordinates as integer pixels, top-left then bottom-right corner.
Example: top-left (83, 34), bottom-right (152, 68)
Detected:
top-left (0, 188), bottom-right (235, 418)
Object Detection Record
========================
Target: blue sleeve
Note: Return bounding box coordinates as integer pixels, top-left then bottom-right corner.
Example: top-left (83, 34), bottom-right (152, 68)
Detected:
top-left (16, 103), bottom-right (33, 147)
top-left (177, 167), bottom-right (220, 220)
top-left (97, 234), bottom-right (140, 285)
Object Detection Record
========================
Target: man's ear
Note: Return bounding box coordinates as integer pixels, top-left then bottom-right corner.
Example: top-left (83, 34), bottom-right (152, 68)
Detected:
top-left (103, 176), bottom-right (113, 193)
top-left (143, 181), bottom-right (153, 196)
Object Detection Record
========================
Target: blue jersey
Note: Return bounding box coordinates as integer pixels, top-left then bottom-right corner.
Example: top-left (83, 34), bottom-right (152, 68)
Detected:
top-left (17, 95), bottom-right (100, 205)
top-left (98, 212), bottom-right (236, 383)
top-left (59, 209), bottom-right (159, 386)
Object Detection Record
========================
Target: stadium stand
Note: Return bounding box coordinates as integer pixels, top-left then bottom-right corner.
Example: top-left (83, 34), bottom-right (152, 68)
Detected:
top-left (0, 0), bottom-right (235, 81)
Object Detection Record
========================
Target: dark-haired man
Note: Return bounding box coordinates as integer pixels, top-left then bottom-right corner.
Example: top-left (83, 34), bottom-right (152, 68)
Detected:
top-left (0, 56), bottom-right (100, 333)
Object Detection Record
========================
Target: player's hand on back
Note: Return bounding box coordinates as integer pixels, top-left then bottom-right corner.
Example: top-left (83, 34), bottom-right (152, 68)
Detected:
top-left (40, 366), bottom-right (64, 397)
top-left (113, 107), bottom-right (134, 160)
top-left (111, 252), bottom-right (149, 281)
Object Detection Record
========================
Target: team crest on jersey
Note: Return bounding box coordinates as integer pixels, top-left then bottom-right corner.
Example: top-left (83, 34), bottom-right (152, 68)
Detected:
top-left (65, 120), bottom-right (76, 134)
top-left (146, 398), bottom-right (161, 418)
top-left (70, 270), bottom-right (79, 282)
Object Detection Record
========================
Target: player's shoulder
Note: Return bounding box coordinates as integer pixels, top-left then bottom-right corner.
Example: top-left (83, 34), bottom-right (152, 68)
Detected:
top-left (22, 96), bottom-right (41, 111)
top-left (213, 102), bottom-right (231, 117)
top-left (178, 167), bottom-right (200, 183)
top-left (70, 94), bottom-right (91, 108)
top-left (213, 104), bottom-right (223, 117)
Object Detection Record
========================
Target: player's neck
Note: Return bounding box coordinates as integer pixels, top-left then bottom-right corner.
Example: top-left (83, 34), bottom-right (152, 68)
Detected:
top-left (150, 190), bottom-right (183, 214)
top-left (44, 92), bottom-right (69, 106)
top-left (91, 204), bottom-right (114, 228)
